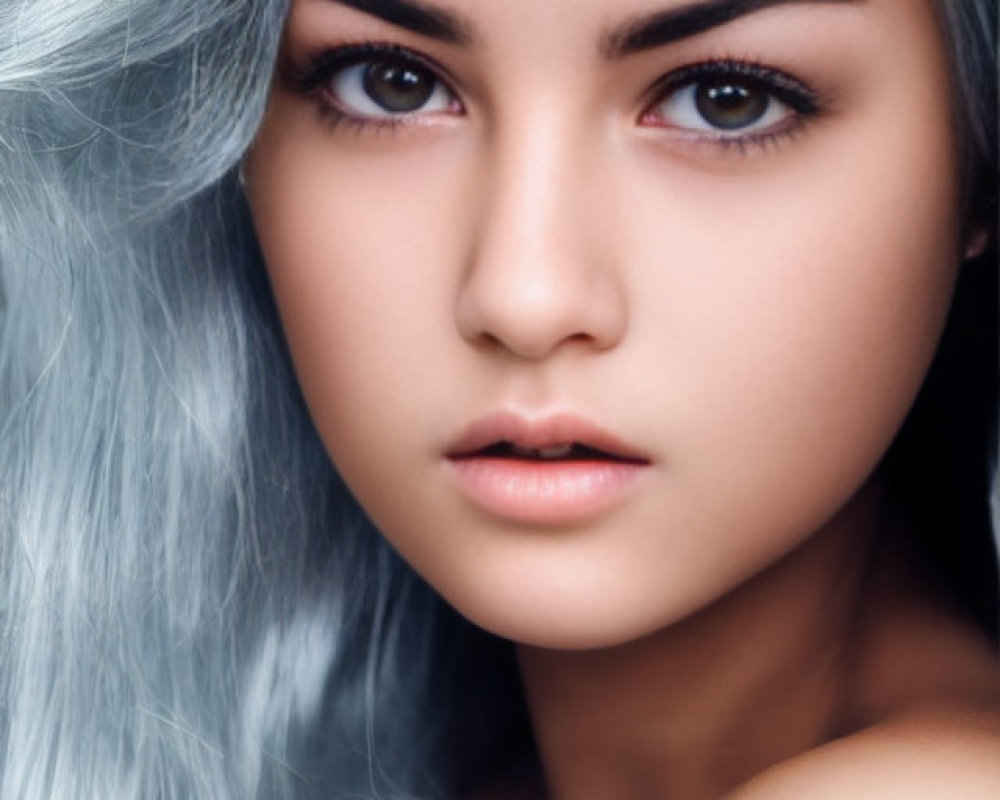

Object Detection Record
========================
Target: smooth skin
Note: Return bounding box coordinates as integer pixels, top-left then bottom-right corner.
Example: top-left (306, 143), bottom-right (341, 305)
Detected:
top-left (246, 0), bottom-right (1000, 796)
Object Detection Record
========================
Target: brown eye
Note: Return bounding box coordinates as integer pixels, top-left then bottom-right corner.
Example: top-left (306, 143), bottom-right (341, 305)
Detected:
top-left (329, 56), bottom-right (454, 118)
top-left (362, 60), bottom-right (438, 113)
top-left (694, 79), bottom-right (769, 130)
top-left (643, 67), bottom-right (804, 141)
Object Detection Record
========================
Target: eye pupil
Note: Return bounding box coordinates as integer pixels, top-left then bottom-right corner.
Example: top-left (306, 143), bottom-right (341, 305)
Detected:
top-left (363, 60), bottom-right (436, 112)
top-left (695, 79), bottom-right (769, 130)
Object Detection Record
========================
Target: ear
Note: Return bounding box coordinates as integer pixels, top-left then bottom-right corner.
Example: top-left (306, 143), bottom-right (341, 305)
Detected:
top-left (963, 221), bottom-right (993, 261)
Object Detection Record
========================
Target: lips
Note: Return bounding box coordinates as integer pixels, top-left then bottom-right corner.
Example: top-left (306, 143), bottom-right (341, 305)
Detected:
top-left (445, 411), bottom-right (649, 525)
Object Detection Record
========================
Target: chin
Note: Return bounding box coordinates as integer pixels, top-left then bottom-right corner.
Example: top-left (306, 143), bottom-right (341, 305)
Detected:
top-left (435, 573), bottom-right (697, 652)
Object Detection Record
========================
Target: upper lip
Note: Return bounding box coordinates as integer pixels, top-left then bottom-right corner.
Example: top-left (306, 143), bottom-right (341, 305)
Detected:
top-left (446, 410), bottom-right (650, 462)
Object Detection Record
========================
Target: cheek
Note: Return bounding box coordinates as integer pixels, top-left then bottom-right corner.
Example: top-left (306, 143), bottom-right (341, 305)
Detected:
top-left (246, 104), bottom-right (471, 475)
top-left (622, 103), bottom-right (960, 575)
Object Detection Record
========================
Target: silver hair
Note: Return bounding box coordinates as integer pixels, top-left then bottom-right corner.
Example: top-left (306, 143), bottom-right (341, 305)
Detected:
top-left (938, 0), bottom-right (997, 222)
top-left (0, 1), bottom-right (995, 798)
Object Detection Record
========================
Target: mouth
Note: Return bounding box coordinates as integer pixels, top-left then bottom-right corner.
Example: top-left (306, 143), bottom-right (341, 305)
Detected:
top-left (445, 412), bottom-right (650, 525)
top-left (456, 441), bottom-right (644, 464)
top-left (445, 411), bottom-right (650, 464)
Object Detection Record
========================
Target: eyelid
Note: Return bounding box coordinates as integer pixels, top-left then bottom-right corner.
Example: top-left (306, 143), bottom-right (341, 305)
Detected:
top-left (284, 40), bottom-right (464, 111)
top-left (633, 57), bottom-right (823, 155)
top-left (640, 58), bottom-right (820, 120)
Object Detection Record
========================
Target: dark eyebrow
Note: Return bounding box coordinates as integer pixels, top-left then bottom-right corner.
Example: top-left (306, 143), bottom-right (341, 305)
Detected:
top-left (326, 0), bottom-right (474, 46)
top-left (603, 0), bottom-right (863, 59)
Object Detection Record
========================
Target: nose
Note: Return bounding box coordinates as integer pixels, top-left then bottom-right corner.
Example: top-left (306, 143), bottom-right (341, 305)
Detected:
top-left (455, 111), bottom-right (627, 361)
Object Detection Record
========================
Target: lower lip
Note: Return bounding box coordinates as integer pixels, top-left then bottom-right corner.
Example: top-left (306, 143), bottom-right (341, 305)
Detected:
top-left (446, 456), bottom-right (645, 525)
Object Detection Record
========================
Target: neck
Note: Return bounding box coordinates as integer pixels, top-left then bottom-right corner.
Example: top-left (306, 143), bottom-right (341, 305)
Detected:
top-left (517, 481), bottom-right (882, 800)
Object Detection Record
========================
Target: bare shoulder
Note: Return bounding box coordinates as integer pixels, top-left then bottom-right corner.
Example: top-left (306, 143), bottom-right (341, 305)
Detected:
top-left (729, 707), bottom-right (1000, 800)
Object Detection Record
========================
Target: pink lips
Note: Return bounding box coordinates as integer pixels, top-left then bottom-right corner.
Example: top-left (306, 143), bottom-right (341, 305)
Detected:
top-left (445, 411), bottom-right (650, 525)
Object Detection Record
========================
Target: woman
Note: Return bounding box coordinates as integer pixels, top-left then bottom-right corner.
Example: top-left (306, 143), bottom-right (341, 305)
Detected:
top-left (0, 0), bottom-right (997, 797)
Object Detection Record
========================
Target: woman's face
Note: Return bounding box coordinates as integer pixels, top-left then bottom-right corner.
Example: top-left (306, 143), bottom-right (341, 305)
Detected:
top-left (247, 0), bottom-right (967, 649)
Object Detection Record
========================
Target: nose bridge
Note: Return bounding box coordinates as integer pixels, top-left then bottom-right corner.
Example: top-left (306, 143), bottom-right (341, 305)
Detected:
top-left (491, 103), bottom-right (570, 257)
top-left (457, 98), bottom-right (626, 360)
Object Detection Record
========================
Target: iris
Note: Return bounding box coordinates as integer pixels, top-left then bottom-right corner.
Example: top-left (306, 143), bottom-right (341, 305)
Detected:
top-left (362, 59), bottom-right (437, 112)
top-left (695, 79), bottom-right (769, 130)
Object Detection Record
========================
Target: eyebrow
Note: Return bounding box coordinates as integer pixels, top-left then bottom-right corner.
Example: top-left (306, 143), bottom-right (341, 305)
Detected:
top-left (603, 0), bottom-right (864, 58)
top-left (324, 0), bottom-right (862, 56)
top-left (326, 0), bottom-right (474, 46)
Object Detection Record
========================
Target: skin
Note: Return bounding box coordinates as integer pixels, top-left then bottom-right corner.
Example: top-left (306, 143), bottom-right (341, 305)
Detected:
top-left (245, 0), bottom-right (1000, 796)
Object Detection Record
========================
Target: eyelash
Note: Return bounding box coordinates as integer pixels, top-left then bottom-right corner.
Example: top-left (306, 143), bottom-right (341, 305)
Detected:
top-left (284, 41), bottom-right (823, 154)
top-left (641, 58), bottom-right (821, 155)
top-left (285, 41), bottom-right (456, 134)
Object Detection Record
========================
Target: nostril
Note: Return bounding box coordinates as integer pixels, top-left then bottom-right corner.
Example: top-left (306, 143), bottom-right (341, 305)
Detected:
top-left (480, 331), bottom-right (504, 349)
top-left (476, 328), bottom-right (594, 352)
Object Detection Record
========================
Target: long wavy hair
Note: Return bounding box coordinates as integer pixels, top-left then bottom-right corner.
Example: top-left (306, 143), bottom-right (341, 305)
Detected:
top-left (0, 1), bottom-right (995, 797)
